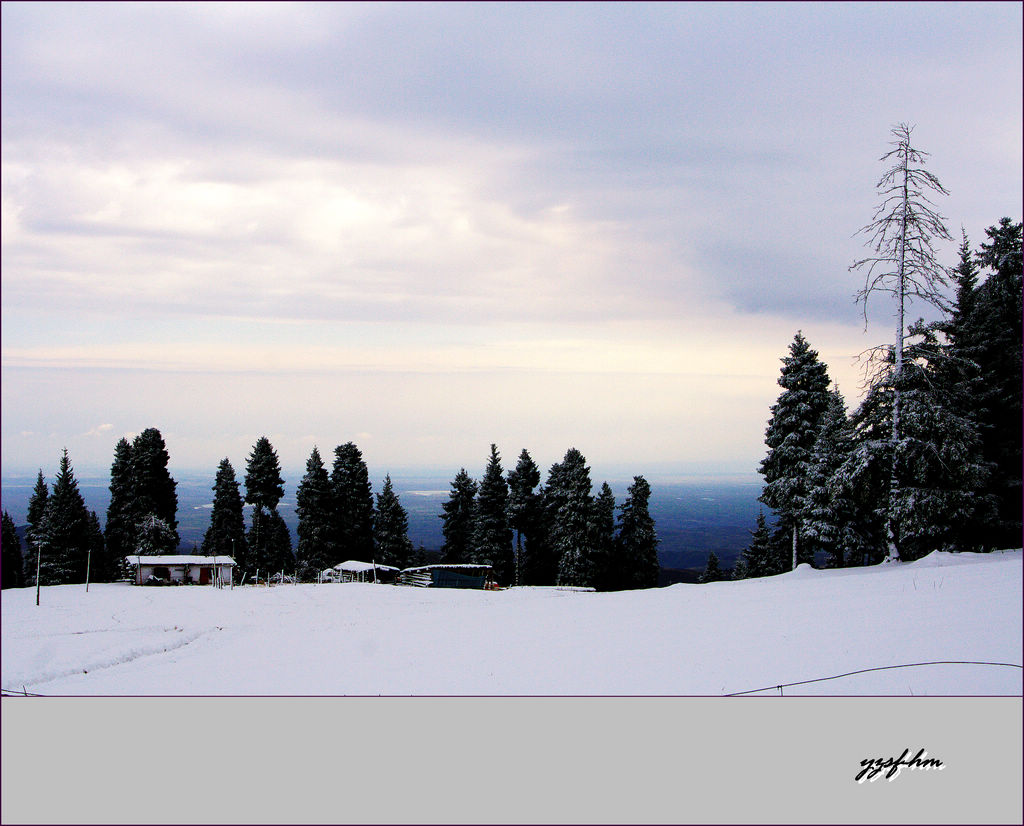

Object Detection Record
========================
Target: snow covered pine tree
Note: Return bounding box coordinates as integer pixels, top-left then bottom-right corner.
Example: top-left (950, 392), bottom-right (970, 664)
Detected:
top-left (758, 332), bottom-right (832, 570)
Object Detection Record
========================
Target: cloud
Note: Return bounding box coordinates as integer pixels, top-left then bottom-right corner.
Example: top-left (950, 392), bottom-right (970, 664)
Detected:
top-left (1, 2), bottom-right (1020, 475)
top-left (83, 423), bottom-right (114, 438)
top-left (2, 138), bottom-right (706, 329)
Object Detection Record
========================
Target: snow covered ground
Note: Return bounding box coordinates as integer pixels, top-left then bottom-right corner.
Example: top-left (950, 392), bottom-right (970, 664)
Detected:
top-left (2, 550), bottom-right (1020, 696)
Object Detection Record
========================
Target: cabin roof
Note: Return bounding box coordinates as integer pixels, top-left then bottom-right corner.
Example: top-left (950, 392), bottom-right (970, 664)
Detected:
top-left (400, 564), bottom-right (493, 574)
top-left (124, 555), bottom-right (236, 566)
top-left (333, 560), bottom-right (400, 573)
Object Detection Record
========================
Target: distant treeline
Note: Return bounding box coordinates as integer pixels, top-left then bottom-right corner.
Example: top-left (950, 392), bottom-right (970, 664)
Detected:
top-left (2, 437), bottom-right (659, 591)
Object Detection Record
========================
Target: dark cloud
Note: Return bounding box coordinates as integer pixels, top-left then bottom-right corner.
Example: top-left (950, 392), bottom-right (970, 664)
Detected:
top-left (696, 242), bottom-right (860, 323)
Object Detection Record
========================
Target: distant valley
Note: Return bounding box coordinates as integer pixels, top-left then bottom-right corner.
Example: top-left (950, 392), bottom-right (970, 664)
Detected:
top-left (1, 472), bottom-right (765, 574)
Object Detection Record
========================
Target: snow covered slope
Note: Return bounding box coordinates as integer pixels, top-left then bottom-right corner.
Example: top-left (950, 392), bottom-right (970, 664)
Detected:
top-left (2, 550), bottom-right (1020, 696)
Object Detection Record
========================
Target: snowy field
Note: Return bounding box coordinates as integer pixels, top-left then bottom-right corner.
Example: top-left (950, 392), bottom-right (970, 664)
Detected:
top-left (2, 550), bottom-right (1021, 696)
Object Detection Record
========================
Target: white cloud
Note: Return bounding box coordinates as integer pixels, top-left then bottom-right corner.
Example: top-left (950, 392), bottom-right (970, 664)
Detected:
top-left (1, 139), bottom-right (698, 330)
top-left (83, 423), bottom-right (114, 438)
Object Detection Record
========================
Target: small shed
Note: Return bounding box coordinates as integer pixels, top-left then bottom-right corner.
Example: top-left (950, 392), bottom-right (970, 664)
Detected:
top-left (396, 564), bottom-right (495, 589)
top-left (333, 560), bottom-right (400, 584)
top-left (124, 555), bottom-right (235, 586)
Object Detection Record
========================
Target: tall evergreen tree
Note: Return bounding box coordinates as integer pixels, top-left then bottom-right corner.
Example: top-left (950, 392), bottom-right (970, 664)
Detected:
top-left (26, 470), bottom-right (48, 545)
top-left (2, 510), bottom-right (24, 589)
top-left (547, 449), bottom-right (595, 587)
top-left (616, 475), bottom-right (659, 589)
top-left (506, 449), bottom-right (546, 586)
top-left (295, 448), bottom-right (335, 577)
top-left (252, 509), bottom-right (293, 575)
top-left (837, 326), bottom-right (993, 561)
top-left (758, 331), bottom-right (832, 569)
top-left (331, 442), bottom-right (375, 561)
top-left (130, 428), bottom-right (179, 552)
top-left (940, 228), bottom-right (988, 493)
top-left (971, 218), bottom-right (1023, 548)
top-left (947, 229), bottom-right (979, 349)
top-left (896, 326), bottom-right (993, 558)
top-left (473, 445), bottom-right (514, 584)
top-left (23, 470), bottom-right (49, 585)
top-left (40, 449), bottom-right (91, 584)
top-left (105, 437), bottom-right (136, 565)
top-left (244, 436), bottom-right (285, 576)
top-left (440, 469), bottom-right (477, 564)
top-left (245, 437), bottom-right (285, 512)
top-left (201, 458), bottom-right (248, 568)
top-left (850, 123), bottom-right (952, 562)
top-left (590, 482), bottom-right (618, 591)
top-left (375, 475), bottom-right (413, 569)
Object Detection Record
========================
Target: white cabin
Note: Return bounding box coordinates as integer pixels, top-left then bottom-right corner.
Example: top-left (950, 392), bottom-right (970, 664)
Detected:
top-left (124, 555), bottom-right (235, 586)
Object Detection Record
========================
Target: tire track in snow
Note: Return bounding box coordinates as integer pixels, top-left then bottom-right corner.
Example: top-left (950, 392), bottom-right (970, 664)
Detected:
top-left (6, 626), bottom-right (222, 693)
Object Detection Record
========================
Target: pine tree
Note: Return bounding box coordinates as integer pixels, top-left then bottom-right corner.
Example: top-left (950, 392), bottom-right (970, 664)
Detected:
top-left (201, 458), bottom-right (248, 570)
top-left (247, 509), bottom-right (292, 576)
top-left (130, 428), bottom-right (179, 552)
top-left (850, 123), bottom-right (952, 561)
top-left (506, 449), bottom-right (545, 586)
top-left (590, 482), bottom-right (618, 591)
top-left (472, 445), bottom-right (514, 584)
top-left (799, 389), bottom-right (863, 568)
top-left (947, 229), bottom-right (979, 349)
top-left (698, 551), bottom-right (724, 583)
top-left (971, 218), bottom-right (1023, 548)
top-left (295, 448), bottom-right (335, 577)
top-left (375, 475), bottom-right (413, 569)
top-left (331, 442), bottom-right (375, 561)
top-left (838, 326), bottom-right (993, 561)
top-left (903, 322), bottom-right (994, 557)
top-left (245, 437), bottom-right (285, 512)
top-left (616, 475), bottom-right (659, 589)
top-left (940, 229), bottom-right (988, 502)
top-left (23, 470), bottom-right (49, 585)
top-left (26, 470), bottom-right (49, 544)
top-left (41, 449), bottom-right (91, 584)
top-left (834, 380), bottom-right (894, 567)
top-left (244, 436), bottom-right (285, 576)
top-left (758, 331), bottom-right (832, 569)
top-left (85, 510), bottom-right (107, 582)
top-left (105, 437), bottom-right (136, 568)
top-left (261, 509), bottom-right (293, 574)
top-left (135, 514), bottom-right (177, 556)
top-left (735, 510), bottom-right (776, 579)
top-left (548, 449), bottom-right (595, 587)
top-left (440, 469), bottom-right (477, 564)
top-left (2, 510), bottom-right (24, 589)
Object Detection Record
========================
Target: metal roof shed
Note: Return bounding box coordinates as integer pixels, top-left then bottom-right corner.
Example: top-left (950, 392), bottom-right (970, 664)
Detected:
top-left (396, 564), bottom-right (495, 589)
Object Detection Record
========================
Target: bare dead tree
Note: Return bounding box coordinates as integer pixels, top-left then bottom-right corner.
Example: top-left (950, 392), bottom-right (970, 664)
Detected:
top-left (850, 123), bottom-right (952, 562)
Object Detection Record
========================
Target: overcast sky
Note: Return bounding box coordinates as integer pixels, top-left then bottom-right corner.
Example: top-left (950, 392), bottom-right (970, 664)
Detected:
top-left (2, 1), bottom-right (1021, 482)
